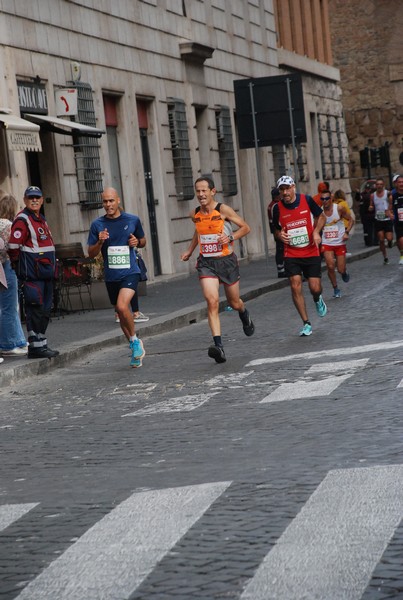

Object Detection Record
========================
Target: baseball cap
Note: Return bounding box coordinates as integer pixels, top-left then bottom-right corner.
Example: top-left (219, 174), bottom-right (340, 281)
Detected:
top-left (392, 174), bottom-right (401, 183)
top-left (276, 175), bottom-right (295, 188)
top-left (317, 182), bottom-right (328, 193)
top-left (271, 187), bottom-right (280, 199)
top-left (24, 186), bottom-right (43, 198)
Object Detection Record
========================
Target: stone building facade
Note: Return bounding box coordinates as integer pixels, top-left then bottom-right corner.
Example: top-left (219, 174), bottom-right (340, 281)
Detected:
top-left (0, 0), bottom-right (349, 280)
top-left (329, 0), bottom-right (403, 194)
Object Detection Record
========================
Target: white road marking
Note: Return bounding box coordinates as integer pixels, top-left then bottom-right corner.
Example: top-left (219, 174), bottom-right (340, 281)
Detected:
top-left (206, 371), bottom-right (254, 386)
top-left (15, 482), bottom-right (231, 600)
top-left (260, 374), bottom-right (352, 403)
top-left (261, 358), bottom-right (368, 403)
top-left (0, 503), bottom-right (38, 532)
top-left (241, 465), bottom-right (403, 600)
top-left (246, 339), bottom-right (403, 367)
top-left (122, 392), bottom-right (219, 416)
top-left (307, 358), bottom-right (369, 373)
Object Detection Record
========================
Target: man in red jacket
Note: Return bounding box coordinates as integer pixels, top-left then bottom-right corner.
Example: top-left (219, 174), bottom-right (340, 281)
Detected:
top-left (8, 186), bottom-right (59, 358)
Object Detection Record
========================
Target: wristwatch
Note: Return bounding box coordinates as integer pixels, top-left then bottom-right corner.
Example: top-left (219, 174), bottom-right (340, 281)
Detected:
top-left (228, 235), bottom-right (234, 242)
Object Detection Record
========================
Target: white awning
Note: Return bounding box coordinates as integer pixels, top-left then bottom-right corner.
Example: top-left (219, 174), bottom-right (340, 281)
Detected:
top-left (0, 112), bottom-right (42, 152)
top-left (24, 113), bottom-right (105, 138)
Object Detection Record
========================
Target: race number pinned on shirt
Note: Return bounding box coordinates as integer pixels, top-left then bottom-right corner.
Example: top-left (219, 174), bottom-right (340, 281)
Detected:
top-left (323, 225), bottom-right (339, 240)
top-left (200, 234), bottom-right (223, 257)
top-left (107, 245), bottom-right (130, 269)
top-left (288, 225), bottom-right (309, 247)
top-left (398, 207), bottom-right (403, 222)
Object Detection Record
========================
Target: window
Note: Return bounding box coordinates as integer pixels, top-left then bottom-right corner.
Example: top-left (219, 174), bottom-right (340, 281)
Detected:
top-left (167, 99), bottom-right (194, 200)
top-left (215, 106), bottom-right (237, 197)
top-left (69, 81), bottom-right (103, 209)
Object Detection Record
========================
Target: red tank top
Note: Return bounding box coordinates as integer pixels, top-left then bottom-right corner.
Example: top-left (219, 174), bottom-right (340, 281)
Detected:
top-left (277, 194), bottom-right (319, 258)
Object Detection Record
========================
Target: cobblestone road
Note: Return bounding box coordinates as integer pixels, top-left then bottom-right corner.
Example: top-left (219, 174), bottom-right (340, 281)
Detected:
top-left (0, 253), bottom-right (402, 599)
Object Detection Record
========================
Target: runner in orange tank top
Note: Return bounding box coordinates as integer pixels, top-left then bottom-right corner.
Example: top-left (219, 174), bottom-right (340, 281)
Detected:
top-left (181, 176), bottom-right (254, 363)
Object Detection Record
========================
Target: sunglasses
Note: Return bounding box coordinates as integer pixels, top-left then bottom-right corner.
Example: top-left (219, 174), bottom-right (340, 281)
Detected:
top-left (320, 196), bottom-right (331, 201)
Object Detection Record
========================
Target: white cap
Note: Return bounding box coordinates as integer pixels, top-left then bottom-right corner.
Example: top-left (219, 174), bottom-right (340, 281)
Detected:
top-left (277, 175), bottom-right (295, 187)
top-left (392, 173), bottom-right (401, 183)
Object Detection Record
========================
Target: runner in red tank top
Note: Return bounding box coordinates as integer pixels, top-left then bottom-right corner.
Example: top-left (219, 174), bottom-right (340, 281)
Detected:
top-left (272, 175), bottom-right (327, 337)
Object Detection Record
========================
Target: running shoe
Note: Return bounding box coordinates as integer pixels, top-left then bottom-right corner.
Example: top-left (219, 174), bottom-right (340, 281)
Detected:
top-left (130, 338), bottom-right (145, 368)
top-left (384, 257), bottom-right (389, 265)
top-left (399, 256), bottom-right (403, 265)
top-left (114, 312), bottom-right (120, 323)
top-left (315, 295), bottom-right (327, 317)
top-left (240, 309), bottom-right (255, 336)
top-left (333, 287), bottom-right (341, 298)
top-left (208, 345), bottom-right (226, 363)
top-left (341, 271), bottom-right (350, 283)
top-left (134, 312), bottom-right (150, 323)
top-left (299, 323), bottom-right (312, 336)
top-left (0, 346), bottom-right (28, 356)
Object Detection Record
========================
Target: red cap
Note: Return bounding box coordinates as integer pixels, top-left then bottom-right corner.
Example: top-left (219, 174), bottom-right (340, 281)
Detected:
top-left (317, 182), bottom-right (328, 193)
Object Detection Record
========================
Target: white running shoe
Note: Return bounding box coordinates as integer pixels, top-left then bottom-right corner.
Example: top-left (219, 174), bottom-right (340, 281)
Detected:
top-left (133, 312), bottom-right (149, 323)
top-left (399, 256), bottom-right (403, 266)
top-left (0, 346), bottom-right (28, 356)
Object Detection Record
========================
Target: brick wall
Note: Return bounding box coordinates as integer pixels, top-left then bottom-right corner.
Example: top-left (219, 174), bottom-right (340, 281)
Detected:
top-left (329, 0), bottom-right (403, 192)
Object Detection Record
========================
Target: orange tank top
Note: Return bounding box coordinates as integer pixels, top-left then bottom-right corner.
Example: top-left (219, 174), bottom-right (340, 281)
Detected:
top-left (193, 203), bottom-right (233, 257)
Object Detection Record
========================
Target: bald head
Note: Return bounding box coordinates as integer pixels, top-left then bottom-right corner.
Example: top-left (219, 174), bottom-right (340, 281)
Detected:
top-left (102, 187), bottom-right (121, 218)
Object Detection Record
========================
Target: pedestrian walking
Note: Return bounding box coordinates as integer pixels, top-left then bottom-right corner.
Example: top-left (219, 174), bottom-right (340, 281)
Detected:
top-left (272, 176), bottom-right (327, 336)
top-left (181, 176), bottom-right (254, 363)
top-left (369, 178), bottom-right (394, 264)
top-left (388, 174), bottom-right (403, 265)
top-left (8, 186), bottom-right (59, 358)
top-left (0, 193), bottom-right (28, 356)
top-left (87, 187), bottom-right (146, 368)
top-left (267, 187), bottom-right (286, 278)
top-left (320, 190), bottom-right (353, 298)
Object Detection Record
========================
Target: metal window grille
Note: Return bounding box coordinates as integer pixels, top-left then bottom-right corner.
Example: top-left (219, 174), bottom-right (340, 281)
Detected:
top-left (215, 106), bottom-right (237, 197)
top-left (272, 144), bottom-right (287, 182)
top-left (68, 81), bottom-right (103, 209)
top-left (336, 117), bottom-right (346, 179)
top-left (326, 116), bottom-right (336, 179)
top-left (318, 115), bottom-right (326, 179)
top-left (167, 99), bottom-right (194, 200)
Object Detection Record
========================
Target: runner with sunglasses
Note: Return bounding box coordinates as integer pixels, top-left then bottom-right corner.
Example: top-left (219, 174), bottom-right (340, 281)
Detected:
top-left (321, 190), bottom-right (353, 298)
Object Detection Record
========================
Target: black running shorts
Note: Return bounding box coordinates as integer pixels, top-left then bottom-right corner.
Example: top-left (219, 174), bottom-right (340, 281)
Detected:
top-left (284, 256), bottom-right (322, 279)
top-left (196, 252), bottom-right (240, 285)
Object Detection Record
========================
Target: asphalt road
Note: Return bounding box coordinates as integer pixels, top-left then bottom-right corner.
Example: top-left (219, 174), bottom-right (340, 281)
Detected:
top-left (1, 252), bottom-right (402, 599)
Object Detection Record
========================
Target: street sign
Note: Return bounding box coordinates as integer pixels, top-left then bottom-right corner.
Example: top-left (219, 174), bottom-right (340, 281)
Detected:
top-left (233, 73), bottom-right (307, 149)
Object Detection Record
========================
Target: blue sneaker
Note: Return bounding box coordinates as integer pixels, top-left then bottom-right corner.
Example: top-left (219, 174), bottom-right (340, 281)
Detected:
top-left (333, 287), bottom-right (341, 298)
top-left (130, 338), bottom-right (145, 368)
top-left (315, 295), bottom-right (327, 317)
top-left (299, 323), bottom-right (312, 336)
top-left (341, 271), bottom-right (350, 283)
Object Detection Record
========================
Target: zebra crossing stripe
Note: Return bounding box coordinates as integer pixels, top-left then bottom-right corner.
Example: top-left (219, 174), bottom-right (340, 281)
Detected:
top-left (123, 392), bottom-right (219, 416)
top-left (260, 374), bottom-right (352, 403)
top-left (15, 481), bottom-right (231, 600)
top-left (246, 339), bottom-right (403, 366)
top-left (241, 465), bottom-right (403, 600)
top-left (0, 503), bottom-right (38, 532)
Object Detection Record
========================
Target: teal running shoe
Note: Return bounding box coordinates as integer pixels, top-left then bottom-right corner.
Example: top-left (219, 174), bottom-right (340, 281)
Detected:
top-left (130, 338), bottom-right (145, 368)
top-left (315, 295), bottom-right (327, 317)
top-left (299, 323), bottom-right (312, 336)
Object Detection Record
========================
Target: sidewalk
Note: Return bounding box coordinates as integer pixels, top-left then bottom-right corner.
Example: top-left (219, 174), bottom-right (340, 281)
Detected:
top-left (0, 226), bottom-right (378, 387)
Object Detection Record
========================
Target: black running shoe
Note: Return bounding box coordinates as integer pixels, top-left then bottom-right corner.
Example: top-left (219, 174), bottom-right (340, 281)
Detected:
top-left (240, 310), bottom-right (255, 336)
top-left (28, 347), bottom-right (59, 359)
top-left (208, 345), bottom-right (226, 363)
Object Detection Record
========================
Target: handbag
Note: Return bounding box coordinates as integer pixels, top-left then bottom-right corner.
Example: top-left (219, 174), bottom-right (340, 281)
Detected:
top-left (137, 253), bottom-right (148, 281)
